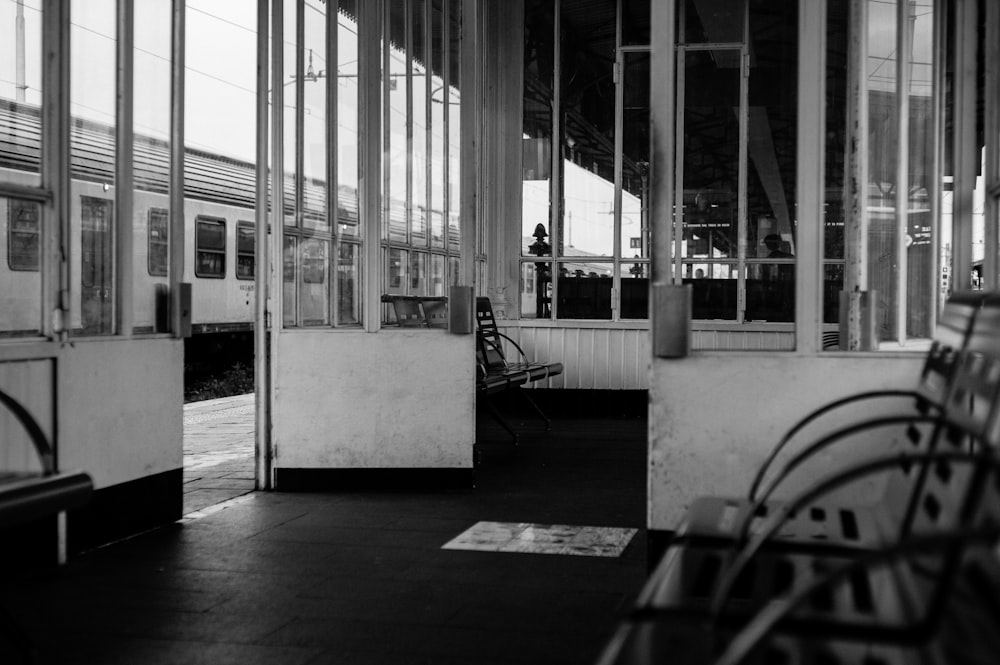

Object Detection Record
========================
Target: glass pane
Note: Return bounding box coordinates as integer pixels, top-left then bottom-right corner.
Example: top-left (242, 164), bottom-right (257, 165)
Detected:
top-left (557, 262), bottom-right (612, 319)
top-left (621, 52), bottom-right (651, 263)
top-left (386, 1), bottom-right (408, 242)
top-left (71, 1), bottom-right (116, 336)
top-left (622, 0), bottom-right (651, 45)
top-left (560, 9), bottom-right (615, 259)
top-left (337, 7), bottom-right (360, 236)
top-left (1, 0), bottom-right (43, 186)
top-left (300, 237), bottom-right (329, 325)
top-left (430, 1), bottom-right (446, 254)
top-left (283, 235), bottom-right (297, 326)
top-left (79, 196), bottom-right (115, 334)
top-left (745, 263), bottom-right (795, 322)
top-left (337, 242), bottom-right (361, 325)
top-left (236, 222), bottom-right (255, 280)
top-left (283, 0), bottom-right (298, 228)
top-left (409, 251), bottom-right (426, 294)
top-left (3, 197), bottom-right (42, 336)
top-left (430, 253), bottom-right (446, 297)
top-left (147, 208), bottom-right (169, 277)
top-left (521, 261), bottom-right (551, 318)
top-left (522, 1), bottom-right (554, 257)
top-left (823, 263), bottom-right (844, 324)
top-left (185, 2), bottom-right (256, 161)
top-left (388, 247), bottom-right (406, 292)
top-left (620, 262), bottom-right (649, 319)
top-left (303, 0), bottom-right (329, 233)
top-left (867, 0), bottom-right (898, 341)
top-left (681, 50), bottom-right (739, 265)
top-left (411, 0), bottom-right (428, 245)
top-left (133, 0), bottom-right (171, 334)
top-left (197, 219), bottom-right (226, 249)
top-left (905, 1), bottom-right (935, 338)
top-left (684, 263), bottom-right (738, 320)
top-left (680, 0), bottom-right (745, 44)
top-left (747, 3), bottom-right (797, 268)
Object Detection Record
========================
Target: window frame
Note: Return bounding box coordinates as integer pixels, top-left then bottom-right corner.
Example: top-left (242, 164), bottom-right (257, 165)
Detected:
top-left (7, 198), bottom-right (41, 272)
top-left (518, 4), bottom-right (651, 321)
top-left (147, 207), bottom-right (169, 277)
top-left (194, 215), bottom-right (226, 279)
top-left (236, 219), bottom-right (255, 280)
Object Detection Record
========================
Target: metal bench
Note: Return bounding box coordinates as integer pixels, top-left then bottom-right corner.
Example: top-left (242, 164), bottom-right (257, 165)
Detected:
top-left (596, 293), bottom-right (1000, 665)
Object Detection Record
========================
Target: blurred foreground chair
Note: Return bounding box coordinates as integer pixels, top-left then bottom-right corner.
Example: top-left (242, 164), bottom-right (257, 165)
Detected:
top-left (596, 292), bottom-right (1000, 665)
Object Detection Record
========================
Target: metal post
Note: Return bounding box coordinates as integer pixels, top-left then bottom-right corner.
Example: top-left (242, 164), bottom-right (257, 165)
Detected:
top-left (795, 0), bottom-right (826, 353)
top-left (255, 0), bottom-right (272, 490)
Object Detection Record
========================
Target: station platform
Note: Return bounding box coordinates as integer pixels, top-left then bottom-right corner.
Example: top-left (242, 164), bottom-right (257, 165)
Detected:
top-left (4, 395), bottom-right (648, 665)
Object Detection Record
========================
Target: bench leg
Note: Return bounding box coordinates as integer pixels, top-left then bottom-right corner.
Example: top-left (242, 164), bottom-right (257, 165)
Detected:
top-left (484, 398), bottom-right (519, 445)
top-left (517, 389), bottom-right (551, 431)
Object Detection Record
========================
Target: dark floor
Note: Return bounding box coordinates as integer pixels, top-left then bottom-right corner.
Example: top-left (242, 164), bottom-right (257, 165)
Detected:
top-left (4, 410), bottom-right (648, 665)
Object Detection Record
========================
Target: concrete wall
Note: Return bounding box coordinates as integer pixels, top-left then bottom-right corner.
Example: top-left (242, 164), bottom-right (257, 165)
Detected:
top-left (58, 339), bottom-right (184, 489)
top-left (273, 330), bottom-right (476, 469)
top-left (648, 352), bottom-right (925, 530)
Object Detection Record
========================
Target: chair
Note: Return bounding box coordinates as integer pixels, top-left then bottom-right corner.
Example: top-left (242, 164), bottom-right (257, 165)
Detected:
top-left (631, 298), bottom-right (1000, 639)
top-left (475, 297), bottom-right (563, 443)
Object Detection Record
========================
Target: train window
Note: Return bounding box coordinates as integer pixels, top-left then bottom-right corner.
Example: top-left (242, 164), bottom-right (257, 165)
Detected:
top-left (236, 221), bottom-right (255, 280)
top-left (147, 208), bottom-right (168, 276)
top-left (7, 199), bottom-right (40, 272)
top-left (195, 217), bottom-right (226, 278)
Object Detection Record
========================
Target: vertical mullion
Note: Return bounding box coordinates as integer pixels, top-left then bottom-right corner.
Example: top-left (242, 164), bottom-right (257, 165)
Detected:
top-left (459, 0), bottom-right (477, 288)
top-left (549, 0), bottom-right (560, 317)
top-left (928, 0), bottom-right (944, 328)
top-left (328, 3), bottom-right (338, 325)
top-left (296, 2), bottom-right (305, 243)
top-left (424, 0), bottom-right (432, 264)
top-left (255, 0), bottom-right (271, 489)
top-left (272, 0), bottom-right (285, 334)
top-left (795, 0), bottom-right (826, 353)
top-left (895, 0), bottom-right (911, 344)
top-left (117, 0), bottom-right (134, 337)
top-left (736, 2), bottom-right (748, 324)
top-left (843, 0), bottom-right (869, 349)
top-left (442, 0), bottom-right (450, 268)
top-left (169, 0), bottom-right (185, 338)
top-left (951, 0), bottom-right (976, 290)
top-left (672, 51), bottom-right (685, 285)
top-left (406, 0), bottom-right (414, 253)
top-left (42, 0), bottom-right (70, 340)
top-left (983, 0), bottom-right (999, 290)
top-left (362, 0), bottom-right (384, 331)
top-left (612, 0), bottom-right (623, 321)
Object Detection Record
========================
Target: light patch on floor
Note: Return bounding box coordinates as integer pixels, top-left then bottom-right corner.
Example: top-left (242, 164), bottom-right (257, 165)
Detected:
top-left (442, 521), bottom-right (637, 557)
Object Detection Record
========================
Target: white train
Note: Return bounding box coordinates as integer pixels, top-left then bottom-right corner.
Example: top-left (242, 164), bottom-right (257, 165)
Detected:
top-left (1, 99), bottom-right (346, 341)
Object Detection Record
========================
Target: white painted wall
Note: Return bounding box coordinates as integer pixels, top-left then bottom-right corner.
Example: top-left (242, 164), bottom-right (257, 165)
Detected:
top-left (58, 339), bottom-right (184, 489)
top-left (648, 352), bottom-right (925, 529)
top-left (499, 323), bottom-right (650, 390)
top-left (273, 330), bottom-right (475, 469)
top-left (0, 358), bottom-right (55, 474)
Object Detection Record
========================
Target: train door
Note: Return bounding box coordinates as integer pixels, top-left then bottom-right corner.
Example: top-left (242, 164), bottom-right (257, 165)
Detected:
top-left (80, 196), bottom-right (115, 335)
